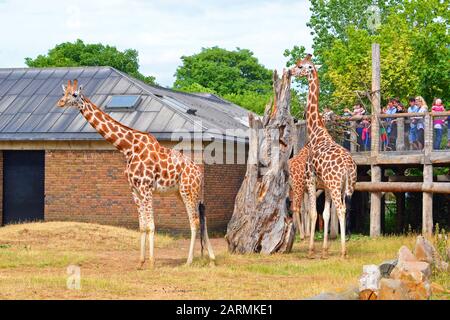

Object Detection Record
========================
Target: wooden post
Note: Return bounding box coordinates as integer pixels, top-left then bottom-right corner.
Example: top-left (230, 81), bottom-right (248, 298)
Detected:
top-left (371, 43), bottom-right (381, 155)
top-left (370, 166), bottom-right (382, 237)
top-left (422, 113), bottom-right (433, 236)
top-left (370, 43), bottom-right (382, 238)
top-left (350, 121), bottom-right (358, 153)
top-left (396, 117), bottom-right (405, 151)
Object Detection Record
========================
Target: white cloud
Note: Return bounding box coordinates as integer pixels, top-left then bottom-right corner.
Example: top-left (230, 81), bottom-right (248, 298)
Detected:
top-left (0, 0), bottom-right (313, 86)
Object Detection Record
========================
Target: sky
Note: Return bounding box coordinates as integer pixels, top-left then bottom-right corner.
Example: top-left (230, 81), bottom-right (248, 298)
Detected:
top-left (0, 0), bottom-right (313, 87)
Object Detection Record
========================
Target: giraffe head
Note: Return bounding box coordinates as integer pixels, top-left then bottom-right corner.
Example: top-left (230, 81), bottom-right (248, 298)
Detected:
top-left (57, 79), bottom-right (84, 108)
top-left (291, 54), bottom-right (316, 81)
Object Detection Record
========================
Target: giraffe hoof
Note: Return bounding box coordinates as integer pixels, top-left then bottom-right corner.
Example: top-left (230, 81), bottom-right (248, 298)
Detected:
top-left (321, 250), bottom-right (329, 259)
top-left (209, 260), bottom-right (216, 267)
top-left (341, 253), bottom-right (348, 259)
top-left (307, 251), bottom-right (315, 259)
top-left (149, 260), bottom-right (155, 269)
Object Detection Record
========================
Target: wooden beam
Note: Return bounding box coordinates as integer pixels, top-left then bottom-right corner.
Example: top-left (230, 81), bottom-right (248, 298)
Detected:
top-left (356, 181), bottom-right (450, 194)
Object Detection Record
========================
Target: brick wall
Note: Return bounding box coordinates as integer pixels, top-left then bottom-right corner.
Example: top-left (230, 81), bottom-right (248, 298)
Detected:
top-left (204, 164), bottom-right (247, 234)
top-left (44, 150), bottom-right (246, 234)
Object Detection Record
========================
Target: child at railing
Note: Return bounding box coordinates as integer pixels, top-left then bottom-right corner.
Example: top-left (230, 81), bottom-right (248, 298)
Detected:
top-left (432, 98), bottom-right (445, 150)
top-left (448, 115), bottom-right (450, 149)
top-left (361, 119), bottom-right (371, 151)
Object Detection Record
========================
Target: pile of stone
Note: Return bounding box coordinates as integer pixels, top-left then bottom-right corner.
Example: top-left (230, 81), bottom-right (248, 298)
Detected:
top-left (359, 236), bottom-right (449, 300)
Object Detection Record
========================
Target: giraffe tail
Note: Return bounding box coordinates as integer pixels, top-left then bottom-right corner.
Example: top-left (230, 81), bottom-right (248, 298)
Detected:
top-left (343, 170), bottom-right (354, 237)
top-left (198, 202), bottom-right (206, 257)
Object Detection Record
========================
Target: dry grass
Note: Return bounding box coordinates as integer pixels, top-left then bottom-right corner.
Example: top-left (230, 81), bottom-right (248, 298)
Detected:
top-left (0, 221), bottom-right (448, 300)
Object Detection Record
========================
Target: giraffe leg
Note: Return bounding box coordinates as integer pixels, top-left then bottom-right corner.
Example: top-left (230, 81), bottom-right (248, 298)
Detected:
top-left (147, 211), bottom-right (155, 268)
top-left (302, 193), bottom-right (310, 237)
top-left (132, 192), bottom-right (147, 270)
top-left (330, 190), bottom-right (347, 259)
top-left (186, 215), bottom-right (197, 265)
top-left (142, 194), bottom-right (155, 268)
top-left (201, 218), bottom-right (216, 265)
top-left (138, 231), bottom-right (146, 270)
top-left (321, 191), bottom-right (331, 259)
top-left (306, 182), bottom-right (317, 259)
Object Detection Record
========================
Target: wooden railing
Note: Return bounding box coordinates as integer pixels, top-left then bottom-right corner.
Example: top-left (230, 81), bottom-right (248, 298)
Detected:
top-left (293, 111), bottom-right (450, 166)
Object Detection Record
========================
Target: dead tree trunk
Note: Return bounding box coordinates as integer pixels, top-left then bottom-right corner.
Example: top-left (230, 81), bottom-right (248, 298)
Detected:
top-left (225, 70), bottom-right (295, 254)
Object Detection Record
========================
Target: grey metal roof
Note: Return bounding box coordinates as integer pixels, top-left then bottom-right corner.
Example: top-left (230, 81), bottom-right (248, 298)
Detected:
top-left (0, 66), bottom-right (251, 142)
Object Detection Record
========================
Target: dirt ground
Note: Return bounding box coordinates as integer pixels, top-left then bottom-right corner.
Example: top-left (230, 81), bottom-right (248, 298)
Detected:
top-left (0, 222), bottom-right (448, 300)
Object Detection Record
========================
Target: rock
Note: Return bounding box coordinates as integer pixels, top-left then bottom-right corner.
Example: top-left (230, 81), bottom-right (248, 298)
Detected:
top-left (379, 259), bottom-right (397, 278)
top-left (339, 285), bottom-right (360, 300)
top-left (414, 236), bottom-right (448, 272)
top-left (402, 279), bottom-right (431, 300)
top-left (414, 236), bottom-right (435, 264)
top-left (359, 265), bottom-right (381, 292)
top-left (391, 261), bottom-right (432, 281)
top-left (398, 245), bottom-right (418, 263)
top-left (306, 292), bottom-right (348, 300)
top-left (359, 289), bottom-right (378, 300)
top-left (378, 279), bottom-right (410, 300)
top-left (431, 282), bottom-right (448, 294)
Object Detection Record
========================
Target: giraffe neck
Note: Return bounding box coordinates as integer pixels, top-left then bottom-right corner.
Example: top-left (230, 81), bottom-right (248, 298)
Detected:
top-left (306, 70), bottom-right (330, 144)
top-left (79, 97), bottom-right (138, 155)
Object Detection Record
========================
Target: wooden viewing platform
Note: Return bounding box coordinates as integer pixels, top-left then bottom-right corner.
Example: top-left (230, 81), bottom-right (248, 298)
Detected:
top-left (294, 110), bottom-right (450, 237)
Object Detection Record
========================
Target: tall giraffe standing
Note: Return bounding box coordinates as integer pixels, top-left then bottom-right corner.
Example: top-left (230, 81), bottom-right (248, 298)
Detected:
top-left (57, 80), bottom-right (215, 267)
top-left (290, 55), bottom-right (357, 258)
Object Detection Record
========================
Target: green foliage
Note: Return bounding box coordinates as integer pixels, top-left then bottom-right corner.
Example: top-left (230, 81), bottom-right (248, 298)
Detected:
top-left (25, 39), bottom-right (156, 85)
top-left (174, 47), bottom-right (273, 96)
top-left (434, 224), bottom-right (449, 263)
top-left (177, 82), bottom-right (218, 94)
top-left (222, 91), bottom-right (272, 115)
top-left (286, 0), bottom-right (449, 113)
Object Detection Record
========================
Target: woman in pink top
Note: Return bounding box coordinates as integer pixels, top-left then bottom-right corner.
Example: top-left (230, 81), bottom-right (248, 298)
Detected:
top-left (432, 98), bottom-right (445, 150)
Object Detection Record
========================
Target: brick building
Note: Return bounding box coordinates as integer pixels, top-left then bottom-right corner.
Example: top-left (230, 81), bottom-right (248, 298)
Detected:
top-left (0, 67), bottom-right (249, 234)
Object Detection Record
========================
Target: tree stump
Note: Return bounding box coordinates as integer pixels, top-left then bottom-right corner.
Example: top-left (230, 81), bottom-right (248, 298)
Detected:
top-left (225, 70), bottom-right (295, 254)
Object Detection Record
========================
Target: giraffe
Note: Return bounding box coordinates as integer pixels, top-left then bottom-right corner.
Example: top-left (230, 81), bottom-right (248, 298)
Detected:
top-left (288, 143), bottom-right (311, 239)
top-left (57, 80), bottom-right (215, 268)
top-left (290, 55), bottom-right (357, 259)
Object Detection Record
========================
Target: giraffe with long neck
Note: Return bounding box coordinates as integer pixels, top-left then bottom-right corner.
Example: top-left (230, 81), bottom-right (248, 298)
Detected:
top-left (57, 80), bottom-right (215, 267)
top-left (291, 55), bottom-right (357, 258)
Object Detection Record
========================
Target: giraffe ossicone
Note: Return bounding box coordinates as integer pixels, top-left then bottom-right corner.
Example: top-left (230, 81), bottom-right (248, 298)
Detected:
top-left (57, 79), bottom-right (215, 267)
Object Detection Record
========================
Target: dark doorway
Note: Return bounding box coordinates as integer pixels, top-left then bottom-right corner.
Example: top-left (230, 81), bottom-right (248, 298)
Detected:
top-left (2, 151), bottom-right (45, 225)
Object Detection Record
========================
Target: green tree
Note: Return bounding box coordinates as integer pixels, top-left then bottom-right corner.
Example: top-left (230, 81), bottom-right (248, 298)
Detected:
top-left (174, 47), bottom-right (274, 114)
top-left (173, 47), bottom-right (273, 95)
top-left (25, 39), bottom-right (156, 85)
top-left (286, 0), bottom-right (449, 112)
